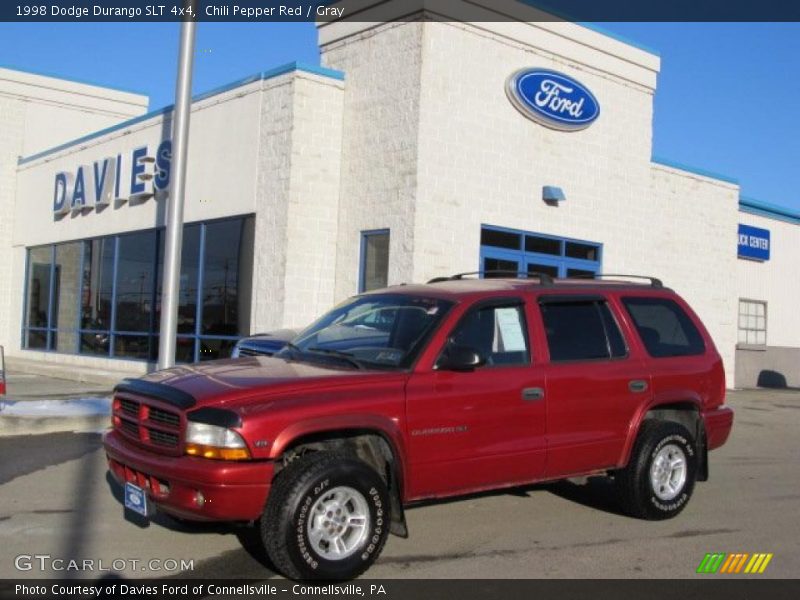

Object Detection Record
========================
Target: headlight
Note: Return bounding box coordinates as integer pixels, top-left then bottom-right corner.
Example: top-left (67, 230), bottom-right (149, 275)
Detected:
top-left (230, 345), bottom-right (241, 358)
top-left (185, 422), bottom-right (250, 460)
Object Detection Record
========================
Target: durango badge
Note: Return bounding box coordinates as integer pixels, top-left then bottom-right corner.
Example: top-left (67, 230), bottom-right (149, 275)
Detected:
top-left (506, 68), bottom-right (600, 131)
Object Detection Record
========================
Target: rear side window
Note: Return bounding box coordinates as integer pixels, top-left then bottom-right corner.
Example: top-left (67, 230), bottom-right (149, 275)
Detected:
top-left (622, 297), bottom-right (705, 358)
top-left (539, 299), bottom-right (627, 362)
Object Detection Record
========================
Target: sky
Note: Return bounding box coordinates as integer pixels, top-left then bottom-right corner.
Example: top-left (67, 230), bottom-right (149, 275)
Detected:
top-left (1, 21), bottom-right (798, 212)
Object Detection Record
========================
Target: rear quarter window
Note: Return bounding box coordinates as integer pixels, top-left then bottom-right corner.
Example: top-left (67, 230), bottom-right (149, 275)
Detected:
top-left (622, 297), bottom-right (705, 358)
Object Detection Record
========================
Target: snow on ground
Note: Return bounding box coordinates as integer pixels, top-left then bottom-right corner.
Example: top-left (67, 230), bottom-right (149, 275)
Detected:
top-left (0, 396), bottom-right (111, 417)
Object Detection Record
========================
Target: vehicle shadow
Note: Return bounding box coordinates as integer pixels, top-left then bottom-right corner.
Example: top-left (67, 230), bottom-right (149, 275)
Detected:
top-left (544, 477), bottom-right (629, 517)
top-left (104, 472), bottom-right (279, 576)
top-left (407, 476), bottom-right (628, 518)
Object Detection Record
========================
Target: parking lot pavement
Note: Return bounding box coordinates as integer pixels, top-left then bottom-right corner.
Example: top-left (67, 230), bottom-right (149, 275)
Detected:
top-left (0, 389), bottom-right (797, 580)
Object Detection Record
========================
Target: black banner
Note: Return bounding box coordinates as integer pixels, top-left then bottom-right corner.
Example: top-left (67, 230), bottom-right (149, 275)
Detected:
top-left (2, 579), bottom-right (800, 600)
top-left (2, 0), bottom-right (800, 23)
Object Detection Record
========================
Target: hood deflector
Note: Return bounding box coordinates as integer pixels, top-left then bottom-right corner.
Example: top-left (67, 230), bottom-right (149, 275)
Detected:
top-left (114, 378), bottom-right (197, 410)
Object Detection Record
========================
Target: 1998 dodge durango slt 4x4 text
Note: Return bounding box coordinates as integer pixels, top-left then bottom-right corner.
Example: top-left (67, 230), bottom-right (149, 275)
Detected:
top-left (103, 273), bottom-right (734, 580)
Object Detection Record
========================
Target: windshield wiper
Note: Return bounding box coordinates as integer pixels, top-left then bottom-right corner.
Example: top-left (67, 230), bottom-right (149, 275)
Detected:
top-left (307, 347), bottom-right (366, 370)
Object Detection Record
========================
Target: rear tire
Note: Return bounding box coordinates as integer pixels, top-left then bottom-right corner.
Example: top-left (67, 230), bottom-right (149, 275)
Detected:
top-left (262, 452), bottom-right (390, 580)
top-left (616, 421), bottom-right (697, 520)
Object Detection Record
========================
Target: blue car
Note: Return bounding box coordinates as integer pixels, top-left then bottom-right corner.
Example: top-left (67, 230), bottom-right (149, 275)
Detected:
top-left (230, 329), bottom-right (298, 358)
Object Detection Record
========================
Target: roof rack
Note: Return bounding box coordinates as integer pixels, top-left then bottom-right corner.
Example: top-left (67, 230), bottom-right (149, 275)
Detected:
top-left (427, 270), bottom-right (554, 286)
top-left (576, 273), bottom-right (664, 288)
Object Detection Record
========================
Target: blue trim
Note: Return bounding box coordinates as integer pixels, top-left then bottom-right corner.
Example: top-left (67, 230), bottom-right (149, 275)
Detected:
top-left (46, 245), bottom-right (56, 350)
top-left (18, 107), bottom-right (173, 166)
top-left (513, 3), bottom-right (659, 56)
top-left (359, 229), bottom-right (390, 294)
top-left (194, 223), bottom-right (207, 363)
top-left (479, 224), bottom-right (602, 279)
top-left (739, 196), bottom-right (800, 226)
top-left (109, 236), bottom-right (120, 358)
top-left (651, 155), bottom-right (739, 185)
top-left (76, 241), bottom-right (85, 354)
top-left (0, 62), bottom-right (149, 98)
top-left (21, 249), bottom-right (31, 349)
top-left (17, 61), bottom-right (345, 166)
top-left (575, 22), bottom-right (660, 56)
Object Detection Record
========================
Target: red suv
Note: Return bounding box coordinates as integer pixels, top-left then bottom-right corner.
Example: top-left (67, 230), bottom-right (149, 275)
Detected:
top-left (103, 273), bottom-right (733, 580)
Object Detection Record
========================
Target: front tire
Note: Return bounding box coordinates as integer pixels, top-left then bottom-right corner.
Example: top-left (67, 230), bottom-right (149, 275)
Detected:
top-left (616, 421), bottom-right (697, 520)
top-left (262, 452), bottom-right (390, 580)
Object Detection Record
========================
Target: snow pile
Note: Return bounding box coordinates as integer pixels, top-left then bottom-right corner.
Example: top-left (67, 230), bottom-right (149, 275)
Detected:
top-left (0, 396), bottom-right (111, 418)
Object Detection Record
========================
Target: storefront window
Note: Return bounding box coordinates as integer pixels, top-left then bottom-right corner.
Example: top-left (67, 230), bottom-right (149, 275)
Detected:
top-left (202, 218), bottom-right (252, 338)
top-left (22, 215), bottom-right (254, 362)
top-left (25, 246), bottom-right (52, 348)
top-left (115, 230), bottom-right (157, 334)
top-left (81, 238), bottom-right (115, 331)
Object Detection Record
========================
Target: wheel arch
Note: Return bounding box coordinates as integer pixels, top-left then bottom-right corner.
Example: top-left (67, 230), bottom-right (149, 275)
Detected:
top-left (269, 415), bottom-right (409, 537)
top-left (620, 395), bottom-right (707, 477)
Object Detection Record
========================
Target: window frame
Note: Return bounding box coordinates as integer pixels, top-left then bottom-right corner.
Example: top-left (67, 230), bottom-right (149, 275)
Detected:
top-left (479, 224), bottom-right (602, 280)
top-left (359, 228), bottom-right (390, 293)
top-left (436, 297), bottom-right (532, 370)
top-left (737, 298), bottom-right (768, 349)
top-left (537, 295), bottom-right (630, 364)
top-left (21, 214), bottom-right (253, 363)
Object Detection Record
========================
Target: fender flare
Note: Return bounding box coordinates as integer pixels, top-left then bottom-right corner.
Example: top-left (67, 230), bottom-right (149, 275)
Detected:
top-left (269, 413), bottom-right (408, 498)
top-left (618, 392), bottom-right (704, 469)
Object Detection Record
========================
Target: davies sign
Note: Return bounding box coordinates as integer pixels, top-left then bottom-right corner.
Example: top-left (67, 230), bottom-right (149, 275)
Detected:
top-left (53, 140), bottom-right (172, 218)
top-left (506, 68), bottom-right (600, 131)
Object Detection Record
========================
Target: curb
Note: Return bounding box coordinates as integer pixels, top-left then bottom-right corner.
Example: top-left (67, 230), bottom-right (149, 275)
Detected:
top-left (0, 414), bottom-right (110, 437)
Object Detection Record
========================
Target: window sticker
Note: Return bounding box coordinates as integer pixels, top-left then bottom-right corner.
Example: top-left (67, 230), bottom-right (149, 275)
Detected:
top-left (495, 307), bottom-right (526, 352)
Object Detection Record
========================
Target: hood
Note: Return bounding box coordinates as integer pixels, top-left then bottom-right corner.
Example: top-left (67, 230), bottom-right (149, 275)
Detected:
top-left (136, 356), bottom-right (390, 408)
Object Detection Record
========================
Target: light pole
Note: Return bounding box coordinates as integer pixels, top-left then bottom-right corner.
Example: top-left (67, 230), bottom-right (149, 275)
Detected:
top-left (158, 2), bottom-right (196, 369)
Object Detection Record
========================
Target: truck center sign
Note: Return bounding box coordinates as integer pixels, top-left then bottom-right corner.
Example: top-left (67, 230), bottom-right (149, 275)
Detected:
top-left (738, 224), bottom-right (770, 261)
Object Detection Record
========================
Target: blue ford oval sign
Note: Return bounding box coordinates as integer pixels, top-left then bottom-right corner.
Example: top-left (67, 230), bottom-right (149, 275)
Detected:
top-left (506, 68), bottom-right (600, 131)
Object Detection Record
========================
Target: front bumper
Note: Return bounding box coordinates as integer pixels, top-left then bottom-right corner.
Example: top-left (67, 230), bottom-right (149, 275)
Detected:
top-left (103, 429), bottom-right (274, 521)
top-left (703, 405), bottom-right (734, 451)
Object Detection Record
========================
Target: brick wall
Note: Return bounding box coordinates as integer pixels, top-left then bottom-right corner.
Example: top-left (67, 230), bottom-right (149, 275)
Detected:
top-left (251, 71), bottom-right (345, 332)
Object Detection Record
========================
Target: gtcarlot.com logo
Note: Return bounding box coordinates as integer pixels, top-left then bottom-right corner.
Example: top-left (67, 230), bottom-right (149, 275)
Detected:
top-left (15, 554), bottom-right (194, 573)
top-left (697, 552), bottom-right (773, 574)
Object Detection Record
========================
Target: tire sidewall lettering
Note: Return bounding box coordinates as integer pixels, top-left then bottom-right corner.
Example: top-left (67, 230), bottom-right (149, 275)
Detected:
top-left (647, 432), bottom-right (695, 514)
top-left (290, 467), bottom-right (388, 573)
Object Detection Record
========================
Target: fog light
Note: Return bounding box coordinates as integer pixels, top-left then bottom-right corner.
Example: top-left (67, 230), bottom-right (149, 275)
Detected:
top-left (194, 490), bottom-right (205, 507)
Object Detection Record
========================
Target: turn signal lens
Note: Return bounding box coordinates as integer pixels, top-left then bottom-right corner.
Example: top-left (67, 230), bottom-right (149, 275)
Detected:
top-left (185, 443), bottom-right (251, 461)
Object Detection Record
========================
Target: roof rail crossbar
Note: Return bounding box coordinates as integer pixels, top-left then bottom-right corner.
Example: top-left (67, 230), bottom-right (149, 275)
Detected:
top-left (584, 273), bottom-right (664, 288)
top-left (426, 270), bottom-right (554, 286)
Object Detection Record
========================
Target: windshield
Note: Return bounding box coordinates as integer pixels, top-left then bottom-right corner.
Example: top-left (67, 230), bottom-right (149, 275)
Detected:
top-left (279, 294), bottom-right (454, 369)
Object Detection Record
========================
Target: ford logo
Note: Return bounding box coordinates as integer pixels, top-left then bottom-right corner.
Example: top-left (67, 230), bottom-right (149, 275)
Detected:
top-left (506, 68), bottom-right (600, 131)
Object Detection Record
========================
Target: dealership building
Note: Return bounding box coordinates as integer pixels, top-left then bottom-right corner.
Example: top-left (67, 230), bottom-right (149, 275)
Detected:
top-left (0, 0), bottom-right (798, 388)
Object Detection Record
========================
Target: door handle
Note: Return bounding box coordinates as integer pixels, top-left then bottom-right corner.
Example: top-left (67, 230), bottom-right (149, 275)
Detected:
top-left (628, 379), bottom-right (648, 393)
top-left (521, 387), bottom-right (545, 401)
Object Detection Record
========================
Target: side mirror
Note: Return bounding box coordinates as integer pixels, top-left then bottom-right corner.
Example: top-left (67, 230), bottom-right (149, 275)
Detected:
top-left (436, 344), bottom-right (486, 372)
